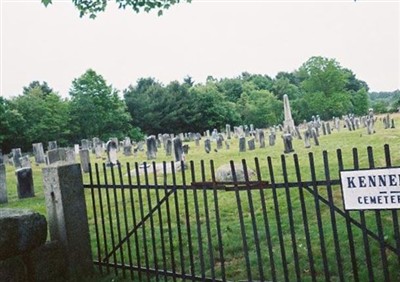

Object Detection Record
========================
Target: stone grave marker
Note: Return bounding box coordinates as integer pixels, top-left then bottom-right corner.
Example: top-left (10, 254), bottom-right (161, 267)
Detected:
top-left (226, 124), bottom-right (231, 139)
top-left (123, 137), bottom-right (132, 156)
top-left (74, 144), bottom-right (80, 155)
top-left (183, 144), bottom-right (189, 155)
top-left (311, 128), bottom-right (319, 146)
top-left (248, 139), bottom-right (255, 151)
top-left (165, 139), bottom-right (172, 156)
top-left (48, 141), bottom-right (57, 151)
top-left (269, 132), bottom-right (276, 146)
top-left (259, 130), bottom-right (265, 148)
top-left (79, 149), bottom-right (90, 173)
top-left (16, 167), bottom-right (34, 199)
top-left (47, 148), bottom-right (67, 165)
top-left (12, 148), bottom-right (22, 169)
top-left (0, 163), bottom-right (7, 204)
top-left (106, 140), bottom-right (119, 166)
top-left (217, 134), bottom-right (223, 150)
top-left (173, 137), bottom-right (184, 162)
top-left (146, 136), bottom-right (157, 160)
top-left (32, 143), bottom-right (46, 164)
top-left (283, 133), bottom-right (294, 154)
top-left (66, 148), bottom-right (76, 163)
top-left (304, 130), bottom-right (311, 148)
top-left (239, 137), bottom-right (246, 152)
top-left (204, 138), bottom-right (211, 154)
top-left (19, 156), bottom-right (31, 168)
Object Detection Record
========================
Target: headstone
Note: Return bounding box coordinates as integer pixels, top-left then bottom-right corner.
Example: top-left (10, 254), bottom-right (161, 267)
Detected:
top-left (391, 119), bottom-right (395, 128)
top-left (47, 148), bottom-right (67, 165)
top-left (81, 139), bottom-right (90, 150)
top-left (248, 139), bottom-right (255, 151)
top-left (326, 122), bottom-right (331, 134)
top-left (244, 125), bottom-right (250, 137)
top-left (216, 134), bottom-right (223, 150)
top-left (48, 141), bottom-right (57, 151)
top-left (226, 124), bottom-right (231, 139)
top-left (165, 139), bottom-right (172, 156)
top-left (146, 136), bottom-right (157, 160)
top-left (66, 148), bottom-right (76, 163)
top-left (239, 137), bottom-right (246, 152)
top-left (322, 122), bottom-right (327, 135)
top-left (79, 149), bottom-right (90, 173)
top-left (106, 140), bottom-right (119, 166)
top-left (304, 130), bottom-right (311, 148)
top-left (283, 133), bottom-right (294, 154)
top-left (12, 148), bottom-right (22, 169)
top-left (195, 137), bottom-right (200, 147)
top-left (16, 167), bottom-right (34, 199)
top-left (311, 128), bottom-right (319, 146)
top-left (173, 137), bottom-right (184, 162)
top-left (258, 130), bottom-right (265, 148)
top-left (225, 140), bottom-right (230, 150)
top-left (283, 94), bottom-right (295, 134)
top-left (94, 143), bottom-right (103, 159)
top-left (32, 143), bottom-right (46, 164)
top-left (204, 138), bottom-right (211, 154)
top-left (19, 156), bottom-right (31, 168)
top-left (367, 118), bottom-right (374, 135)
top-left (183, 144), bottom-right (189, 155)
top-left (295, 126), bottom-right (302, 140)
top-left (269, 132), bottom-right (276, 146)
top-left (74, 144), bottom-right (80, 155)
top-left (123, 137), bottom-right (132, 156)
top-left (111, 137), bottom-right (119, 152)
top-left (0, 164), bottom-right (7, 204)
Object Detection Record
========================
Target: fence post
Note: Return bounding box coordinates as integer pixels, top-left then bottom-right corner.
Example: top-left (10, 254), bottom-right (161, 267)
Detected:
top-left (42, 163), bottom-right (93, 281)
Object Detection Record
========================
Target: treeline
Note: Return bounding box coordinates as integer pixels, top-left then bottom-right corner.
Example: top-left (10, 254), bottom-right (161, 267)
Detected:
top-left (1, 56), bottom-right (374, 152)
top-left (369, 90), bottom-right (400, 113)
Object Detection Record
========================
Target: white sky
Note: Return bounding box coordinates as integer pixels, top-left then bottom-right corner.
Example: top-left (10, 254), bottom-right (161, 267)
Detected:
top-left (1, 0), bottom-right (399, 99)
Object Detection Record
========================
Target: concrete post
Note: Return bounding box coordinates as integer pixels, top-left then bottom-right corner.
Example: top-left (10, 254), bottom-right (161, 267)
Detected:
top-left (42, 163), bottom-right (93, 280)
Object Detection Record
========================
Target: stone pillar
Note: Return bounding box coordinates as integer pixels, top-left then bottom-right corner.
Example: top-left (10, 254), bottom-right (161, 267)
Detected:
top-left (42, 163), bottom-right (93, 280)
top-left (0, 164), bottom-right (7, 204)
top-left (16, 168), bottom-right (34, 199)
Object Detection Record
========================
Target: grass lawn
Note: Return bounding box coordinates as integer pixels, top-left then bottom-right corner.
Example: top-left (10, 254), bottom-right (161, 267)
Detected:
top-left (2, 113), bottom-right (400, 281)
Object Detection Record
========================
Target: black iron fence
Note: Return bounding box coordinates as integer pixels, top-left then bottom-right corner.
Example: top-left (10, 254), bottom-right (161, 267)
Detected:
top-left (84, 144), bottom-right (400, 281)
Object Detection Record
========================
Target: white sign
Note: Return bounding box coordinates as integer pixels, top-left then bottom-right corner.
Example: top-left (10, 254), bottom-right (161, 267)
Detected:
top-left (340, 167), bottom-right (400, 210)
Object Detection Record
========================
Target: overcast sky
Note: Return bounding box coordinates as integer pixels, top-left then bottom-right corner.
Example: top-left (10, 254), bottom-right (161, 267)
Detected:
top-left (1, 0), bottom-right (399, 99)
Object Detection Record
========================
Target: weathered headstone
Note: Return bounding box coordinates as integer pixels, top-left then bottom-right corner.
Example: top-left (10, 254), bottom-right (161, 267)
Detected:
top-left (16, 167), bottom-right (34, 199)
top-left (123, 137), bottom-right (132, 156)
top-left (111, 137), bottom-right (119, 152)
top-left (283, 133), bottom-right (294, 154)
top-left (74, 144), bottom-right (80, 155)
top-left (19, 156), bottom-right (31, 168)
top-left (48, 141), bottom-right (57, 151)
top-left (311, 128), bottom-right (319, 146)
top-left (146, 136), bottom-right (157, 160)
top-left (226, 124), bottom-right (231, 139)
top-left (173, 137), bottom-right (184, 162)
top-left (217, 134), bottom-right (223, 150)
top-left (0, 164), bottom-right (7, 204)
top-left (295, 126), bottom-right (302, 140)
top-left (32, 143), bottom-right (46, 164)
top-left (225, 140), bottom-right (230, 150)
top-left (183, 144), bottom-right (189, 155)
top-left (322, 122), bottom-right (327, 135)
top-left (283, 94), bottom-right (295, 134)
top-left (269, 132), bottom-right (276, 146)
top-left (239, 137), bottom-right (246, 152)
top-left (106, 140), bottom-right (119, 166)
top-left (81, 139), bottom-right (90, 150)
top-left (12, 148), bottom-right (22, 169)
top-left (66, 148), bottom-right (76, 163)
top-left (79, 149), bottom-right (90, 173)
top-left (47, 148), bottom-right (67, 165)
top-left (248, 139), bottom-right (255, 151)
top-left (258, 130), bottom-right (265, 148)
top-left (304, 130), bottom-right (311, 148)
top-left (204, 138), bottom-right (211, 154)
top-left (391, 119), bottom-right (395, 129)
top-left (165, 139), bottom-right (172, 156)
top-left (326, 122), bottom-right (331, 134)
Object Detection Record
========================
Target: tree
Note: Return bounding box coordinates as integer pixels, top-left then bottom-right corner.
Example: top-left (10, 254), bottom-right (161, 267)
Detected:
top-left (41, 0), bottom-right (191, 18)
top-left (69, 69), bottom-right (132, 141)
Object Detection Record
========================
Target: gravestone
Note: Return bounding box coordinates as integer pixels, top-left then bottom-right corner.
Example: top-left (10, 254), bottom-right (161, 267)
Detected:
top-left (217, 134), bottom-right (223, 150)
top-left (19, 156), bottom-right (31, 168)
top-left (295, 126), bottom-right (302, 140)
top-left (146, 136), bottom-right (157, 160)
top-left (165, 139), bottom-right (172, 156)
top-left (94, 143), bottom-right (103, 159)
top-left (173, 137), bottom-right (184, 162)
top-left (74, 144), bottom-right (80, 155)
top-left (79, 149), bottom-right (90, 173)
top-left (204, 138), bottom-right (211, 154)
top-left (248, 139), bottom-right (255, 151)
top-left (259, 130), bottom-right (265, 148)
top-left (123, 137), bottom-right (132, 156)
top-left (391, 119), bottom-right (395, 129)
top-left (81, 139), bottom-right (90, 150)
top-left (0, 164), bottom-right (7, 204)
top-left (283, 94), bottom-right (295, 134)
top-left (183, 144), bottom-right (189, 155)
top-left (239, 137), bottom-right (246, 152)
top-left (16, 167), bottom-right (34, 199)
top-left (211, 129), bottom-right (218, 140)
top-left (111, 137), bottom-right (119, 152)
top-left (283, 133), bottom-right (294, 154)
top-left (269, 132), bottom-right (276, 146)
top-left (195, 137), bottom-right (200, 147)
top-left (225, 141), bottom-right (230, 150)
top-left (311, 128), bottom-right (319, 146)
top-left (12, 148), bottom-right (22, 169)
top-left (226, 124), bottom-right (231, 139)
top-left (48, 141), bottom-right (57, 151)
top-left (304, 130), bottom-right (311, 148)
top-left (66, 148), bottom-right (76, 163)
top-left (106, 140), bottom-right (119, 166)
top-left (334, 117), bottom-right (340, 131)
top-left (327, 122), bottom-right (331, 134)
top-left (47, 148), bottom-right (67, 165)
top-left (244, 125), bottom-right (250, 137)
top-left (32, 143), bottom-right (46, 164)
top-left (322, 122), bottom-right (327, 135)
top-left (367, 118), bottom-right (374, 135)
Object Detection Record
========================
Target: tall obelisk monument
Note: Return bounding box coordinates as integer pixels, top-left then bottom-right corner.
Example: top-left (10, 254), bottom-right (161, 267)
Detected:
top-left (283, 94), bottom-right (295, 134)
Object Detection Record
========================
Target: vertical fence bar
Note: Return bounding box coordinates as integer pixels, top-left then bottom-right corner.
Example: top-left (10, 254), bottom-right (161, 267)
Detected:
top-left (352, 148), bottom-right (374, 282)
top-left (182, 162), bottom-right (195, 281)
top-left (126, 163), bottom-right (142, 281)
top-left (170, 161), bottom-right (185, 280)
top-left (293, 154), bottom-right (316, 282)
top-left (95, 164), bottom-right (109, 274)
top-left (88, 164), bottom-right (102, 274)
top-left (384, 144), bottom-right (400, 266)
top-left (164, 162), bottom-right (177, 281)
top-left (190, 160), bottom-right (205, 280)
top-left (200, 160), bottom-right (216, 279)
top-left (254, 158), bottom-right (276, 281)
top-left (210, 160), bottom-right (226, 282)
top-left (118, 163), bottom-right (134, 280)
top-left (242, 159), bottom-right (264, 281)
top-left (155, 162), bottom-right (167, 281)
top-left (134, 162), bottom-right (151, 281)
top-left (143, 162), bottom-right (159, 280)
top-left (280, 155), bottom-right (300, 281)
top-left (337, 149), bottom-right (359, 281)
top-left (230, 160), bottom-right (253, 282)
top-left (367, 146), bottom-right (390, 281)
top-left (110, 164), bottom-right (126, 278)
top-left (267, 156), bottom-right (289, 282)
top-left (322, 151), bottom-right (344, 281)
top-left (308, 152), bottom-right (330, 281)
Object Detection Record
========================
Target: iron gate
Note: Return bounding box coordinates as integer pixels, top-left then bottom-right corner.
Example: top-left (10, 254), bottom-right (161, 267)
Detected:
top-left (84, 144), bottom-right (400, 281)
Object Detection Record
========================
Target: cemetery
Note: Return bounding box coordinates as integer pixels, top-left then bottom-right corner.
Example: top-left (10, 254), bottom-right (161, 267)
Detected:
top-left (1, 109), bottom-right (400, 281)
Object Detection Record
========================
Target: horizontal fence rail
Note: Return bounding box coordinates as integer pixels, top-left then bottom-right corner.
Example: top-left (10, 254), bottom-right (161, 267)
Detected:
top-left (84, 144), bottom-right (400, 282)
